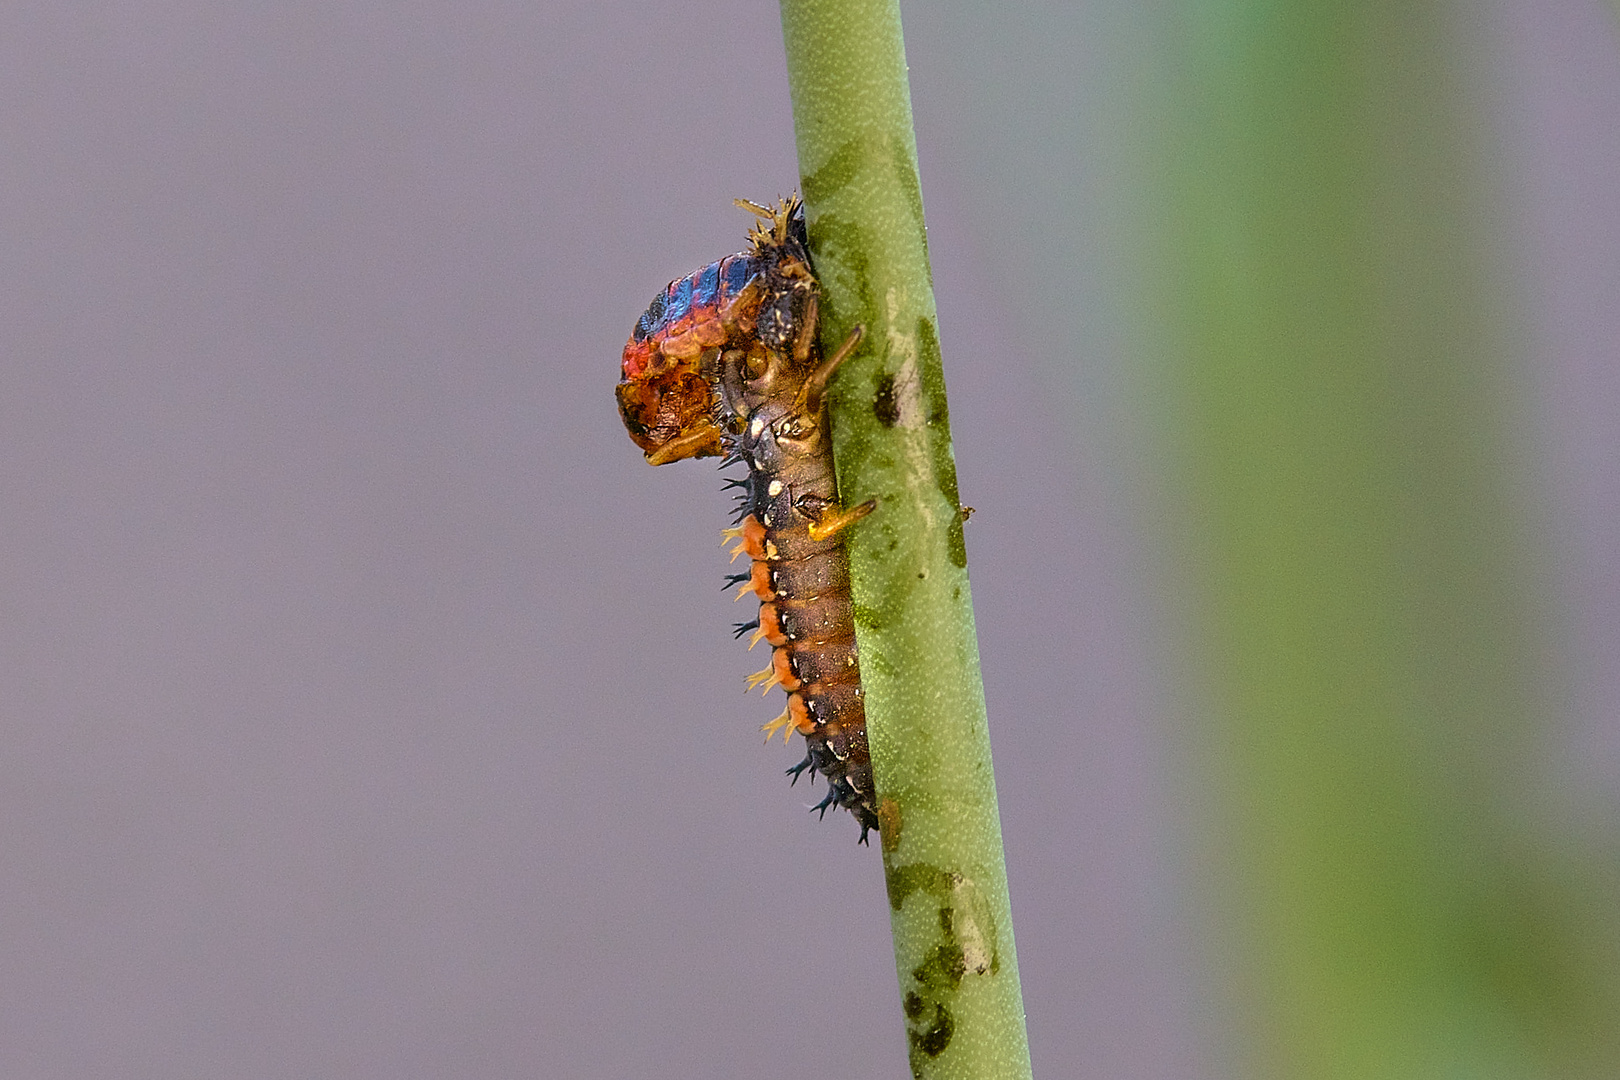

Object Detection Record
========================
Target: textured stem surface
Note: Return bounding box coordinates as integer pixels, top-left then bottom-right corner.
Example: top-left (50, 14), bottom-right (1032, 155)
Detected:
top-left (776, 2), bottom-right (1032, 1078)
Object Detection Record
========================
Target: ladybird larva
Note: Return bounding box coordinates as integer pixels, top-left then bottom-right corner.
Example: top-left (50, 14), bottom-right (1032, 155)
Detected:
top-left (616, 196), bottom-right (878, 842)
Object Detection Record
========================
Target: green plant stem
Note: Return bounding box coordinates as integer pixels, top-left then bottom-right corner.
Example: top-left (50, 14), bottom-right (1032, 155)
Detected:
top-left (776, 2), bottom-right (1032, 1078)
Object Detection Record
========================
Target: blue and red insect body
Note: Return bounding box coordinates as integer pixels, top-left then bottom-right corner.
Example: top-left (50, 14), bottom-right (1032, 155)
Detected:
top-left (615, 198), bottom-right (879, 842)
top-left (616, 252), bottom-right (758, 463)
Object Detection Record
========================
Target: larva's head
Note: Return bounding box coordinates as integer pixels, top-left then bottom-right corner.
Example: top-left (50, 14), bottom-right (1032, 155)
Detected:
top-left (615, 266), bottom-right (728, 463)
top-left (615, 362), bottom-right (722, 465)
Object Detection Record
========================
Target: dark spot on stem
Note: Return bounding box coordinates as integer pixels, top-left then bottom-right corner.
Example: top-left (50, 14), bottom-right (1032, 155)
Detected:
top-left (905, 927), bottom-right (964, 1065)
top-left (947, 516), bottom-right (968, 570)
top-left (914, 940), bottom-right (967, 993)
top-left (917, 318), bottom-right (947, 425)
top-left (908, 1003), bottom-right (954, 1062)
top-left (873, 372), bottom-right (900, 427)
top-left (852, 602), bottom-right (882, 631)
top-left (913, 318), bottom-right (969, 570)
top-left (886, 864), bottom-right (997, 1072)
top-left (886, 862), bottom-right (952, 912)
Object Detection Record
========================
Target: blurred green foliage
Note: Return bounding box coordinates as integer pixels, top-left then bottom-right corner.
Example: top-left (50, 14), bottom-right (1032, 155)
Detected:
top-left (1156, 2), bottom-right (1620, 1077)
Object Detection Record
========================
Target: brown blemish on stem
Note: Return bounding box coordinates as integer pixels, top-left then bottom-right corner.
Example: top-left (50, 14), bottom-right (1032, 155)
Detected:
top-left (878, 796), bottom-right (902, 853)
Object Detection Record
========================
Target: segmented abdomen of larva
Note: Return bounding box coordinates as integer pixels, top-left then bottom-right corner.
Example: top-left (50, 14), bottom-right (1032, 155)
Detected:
top-left (731, 416), bottom-right (877, 842)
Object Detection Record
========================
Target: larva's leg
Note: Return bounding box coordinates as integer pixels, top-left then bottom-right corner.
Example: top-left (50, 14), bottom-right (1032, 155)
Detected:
top-left (793, 292), bottom-right (819, 366)
top-left (794, 324), bottom-right (865, 419)
top-left (645, 426), bottom-right (721, 466)
top-left (716, 347), bottom-right (752, 420)
top-left (719, 277), bottom-right (762, 327)
top-left (802, 497), bottom-right (877, 543)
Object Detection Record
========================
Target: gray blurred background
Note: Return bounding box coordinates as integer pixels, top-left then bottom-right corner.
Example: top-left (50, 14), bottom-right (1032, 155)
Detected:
top-left (1, 2), bottom-right (1614, 1077)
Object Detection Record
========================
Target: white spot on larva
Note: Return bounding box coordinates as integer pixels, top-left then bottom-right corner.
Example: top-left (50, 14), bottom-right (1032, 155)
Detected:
top-left (767, 479), bottom-right (784, 497)
top-left (749, 417), bottom-right (765, 437)
top-left (762, 513), bottom-right (772, 526)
